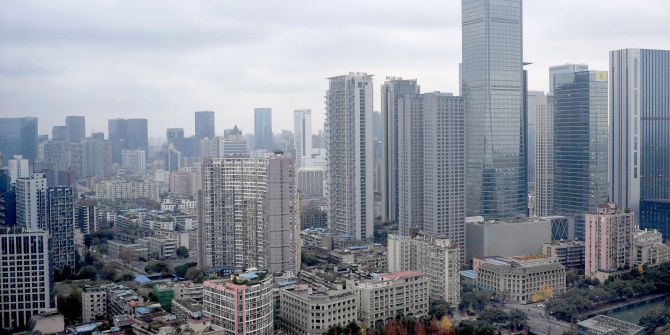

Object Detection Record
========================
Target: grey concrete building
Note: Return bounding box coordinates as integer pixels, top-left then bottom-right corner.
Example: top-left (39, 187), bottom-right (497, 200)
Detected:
top-left (466, 217), bottom-right (552, 262)
top-left (279, 285), bottom-right (358, 335)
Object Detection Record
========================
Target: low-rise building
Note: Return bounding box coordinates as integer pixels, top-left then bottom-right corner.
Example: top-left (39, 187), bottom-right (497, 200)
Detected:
top-left (576, 315), bottom-right (644, 335)
top-left (106, 284), bottom-right (144, 318)
top-left (279, 285), bottom-right (358, 335)
top-left (633, 229), bottom-right (670, 267)
top-left (107, 240), bottom-right (149, 261)
top-left (351, 271), bottom-right (429, 328)
top-left (203, 269), bottom-right (274, 335)
top-left (82, 286), bottom-right (107, 323)
top-left (138, 236), bottom-right (178, 259)
top-left (476, 256), bottom-right (566, 304)
top-left (542, 240), bottom-right (585, 274)
top-left (172, 299), bottom-right (203, 322)
top-left (173, 281), bottom-right (204, 301)
top-left (466, 217), bottom-right (552, 262)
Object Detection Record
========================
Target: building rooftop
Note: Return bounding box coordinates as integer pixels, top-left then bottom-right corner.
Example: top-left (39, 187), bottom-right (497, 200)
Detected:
top-left (381, 271), bottom-right (423, 280)
top-left (577, 315), bottom-right (643, 335)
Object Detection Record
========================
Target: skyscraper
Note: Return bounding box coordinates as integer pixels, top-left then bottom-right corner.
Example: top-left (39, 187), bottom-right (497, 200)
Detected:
top-left (325, 73), bottom-right (374, 240)
top-left (45, 186), bottom-right (76, 272)
top-left (526, 91), bottom-right (544, 196)
top-left (199, 157), bottom-right (268, 271)
top-left (293, 109), bottom-right (313, 168)
top-left (554, 71), bottom-right (609, 239)
top-left (254, 108), bottom-right (273, 151)
top-left (81, 138), bottom-right (112, 178)
top-left (65, 116), bottom-right (86, 143)
top-left (549, 64), bottom-right (589, 95)
top-left (15, 173), bottom-right (47, 230)
top-left (0, 227), bottom-right (51, 330)
top-left (397, 92), bottom-right (466, 260)
top-left (461, 0), bottom-right (526, 219)
top-left (381, 78), bottom-right (419, 224)
top-left (0, 117), bottom-right (38, 165)
top-left (8, 155), bottom-right (30, 184)
top-left (265, 152), bottom-right (298, 274)
top-left (107, 118), bottom-right (148, 163)
top-left (609, 49), bottom-right (670, 222)
top-left (533, 93), bottom-right (555, 216)
top-left (195, 111), bottom-right (215, 140)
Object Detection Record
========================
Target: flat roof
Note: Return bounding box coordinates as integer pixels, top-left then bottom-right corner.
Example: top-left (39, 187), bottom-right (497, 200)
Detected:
top-left (382, 271), bottom-right (422, 280)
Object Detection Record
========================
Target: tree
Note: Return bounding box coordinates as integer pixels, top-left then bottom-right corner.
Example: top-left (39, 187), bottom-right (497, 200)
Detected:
top-left (145, 260), bottom-right (171, 274)
top-left (176, 246), bottom-right (189, 258)
top-left (175, 262), bottom-right (197, 277)
top-left (100, 262), bottom-right (120, 280)
top-left (77, 266), bottom-right (98, 280)
top-left (185, 267), bottom-right (206, 283)
top-left (57, 287), bottom-right (82, 324)
top-left (456, 320), bottom-right (476, 335)
top-left (430, 300), bottom-right (452, 319)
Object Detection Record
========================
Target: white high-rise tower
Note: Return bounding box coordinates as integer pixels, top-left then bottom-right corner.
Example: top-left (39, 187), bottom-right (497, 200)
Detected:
top-left (293, 109), bottom-right (312, 168)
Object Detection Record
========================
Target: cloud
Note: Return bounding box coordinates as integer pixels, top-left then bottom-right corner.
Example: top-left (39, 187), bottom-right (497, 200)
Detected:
top-left (0, 0), bottom-right (667, 137)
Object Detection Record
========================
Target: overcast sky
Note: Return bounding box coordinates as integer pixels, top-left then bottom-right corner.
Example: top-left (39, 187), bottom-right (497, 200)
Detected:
top-left (1, 1), bottom-right (668, 138)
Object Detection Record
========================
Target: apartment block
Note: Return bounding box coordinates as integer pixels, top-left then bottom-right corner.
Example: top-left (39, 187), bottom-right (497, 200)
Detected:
top-left (279, 285), bottom-right (358, 335)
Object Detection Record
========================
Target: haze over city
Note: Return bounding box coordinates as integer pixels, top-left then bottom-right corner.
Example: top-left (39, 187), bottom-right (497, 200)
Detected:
top-left (1, 0), bottom-right (668, 136)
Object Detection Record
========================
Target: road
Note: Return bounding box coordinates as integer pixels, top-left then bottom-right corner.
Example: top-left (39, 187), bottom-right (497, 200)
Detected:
top-left (504, 303), bottom-right (572, 335)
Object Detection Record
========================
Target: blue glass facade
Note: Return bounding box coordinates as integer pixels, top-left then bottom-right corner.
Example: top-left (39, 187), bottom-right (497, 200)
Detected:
top-left (462, 0), bottom-right (527, 219)
top-left (640, 199), bottom-right (670, 242)
top-left (0, 117), bottom-right (38, 165)
top-left (254, 108), bottom-right (273, 151)
top-left (553, 71), bottom-right (609, 239)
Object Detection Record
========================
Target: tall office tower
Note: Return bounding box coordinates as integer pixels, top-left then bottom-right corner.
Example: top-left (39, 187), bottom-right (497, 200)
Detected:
top-left (549, 64), bottom-right (589, 94)
top-left (45, 186), bottom-right (76, 272)
top-left (0, 170), bottom-right (17, 227)
top-left (108, 118), bottom-right (148, 163)
top-left (265, 152), bottom-right (298, 274)
top-left (280, 130), bottom-right (296, 158)
top-left (222, 126), bottom-right (249, 156)
top-left (0, 117), bottom-right (38, 165)
top-left (195, 111), bottom-right (215, 139)
top-left (16, 173), bottom-right (47, 230)
top-left (0, 227), bottom-right (51, 330)
top-left (254, 108), bottom-right (273, 151)
top-left (165, 144), bottom-right (182, 172)
top-left (381, 78), bottom-right (420, 224)
top-left (91, 132), bottom-right (104, 140)
top-left (52, 126), bottom-right (68, 142)
top-left (526, 91), bottom-right (544, 195)
top-left (108, 118), bottom-right (127, 163)
top-left (293, 109), bottom-right (313, 167)
top-left (166, 128), bottom-right (185, 141)
top-left (199, 157), bottom-right (268, 271)
top-left (462, 0), bottom-right (526, 219)
top-left (584, 203), bottom-right (635, 279)
top-left (533, 93), bottom-right (555, 216)
top-left (121, 149), bottom-right (146, 173)
top-left (8, 155), bottom-right (30, 184)
top-left (65, 116), bottom-right (85, 143)
top-left (554, 71), bottom-right (609, 239)
top-left (81, 138), bottom-right (112, 178)
top-left (325, 73), bottom-right (374, 240)
top-left (37, 134), bottom-right (49, 162)
top-left (609, 49), bottom-right (670, 223)
top-left (421, 93), bottom-right (466, 259)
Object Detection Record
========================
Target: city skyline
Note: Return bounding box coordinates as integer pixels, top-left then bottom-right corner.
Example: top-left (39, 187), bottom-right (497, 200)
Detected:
top-left (1, 1), bottom-right (668, 137)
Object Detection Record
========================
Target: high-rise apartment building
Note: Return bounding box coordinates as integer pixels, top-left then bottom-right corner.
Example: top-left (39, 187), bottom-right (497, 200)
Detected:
top-left (65, 116), bottom-right (86, 144)
top-left (584, 203), bottom-right (635, 280)
top-left (265, 152), bottom-right (299, 275)
top-left (462, 0), bottom-right (527, 219)
top-left (609, 49), bottom-right (670, 223)
top-left (325, 73), bottom-right (374, 240)
top-left (0, 117), bottom-right (38, 165)
top-left (293, 109), bottom-right (312, 168)
top-left (554, 71), bottom-right (609, 239)
top-left (45, 186), bottom-right (76, 272)
top-left (199, 157), bottom-right (268, 271)
top-left (194, 111), bottom-right (215, 140)
top-left (8, 155), bottom-right (30, 184)
top-left (254, 108), bottom-right (273, 151)
top-left (81, 138), bottom-right (112, 178)
top-left (381, 78), bottom-right (419, 224)
top-left (533, 93), bottom-right (554, 216)
top-left (203, 270), bottom-right (274, 335)
top-left (121, 149), bottom-right (146, 173)
top-left (0, 227), bottom-right (51, 330)
top-left (16, 173), bottom-right (47, 230)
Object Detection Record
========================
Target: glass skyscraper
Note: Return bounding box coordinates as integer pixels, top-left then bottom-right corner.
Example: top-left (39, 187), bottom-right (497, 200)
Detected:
top-left (609, 49), bottom-right (670, 221)
top-left (554, 71), bottom-right (609, 239)
top-left (254, 108), bottom-right (273, 151)
top-left (462, 0), bottom-right (526, 219)
top-left (0, 117), bottom-right (38, 165)
top-left (195, 111), bottom-right (215, 139)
